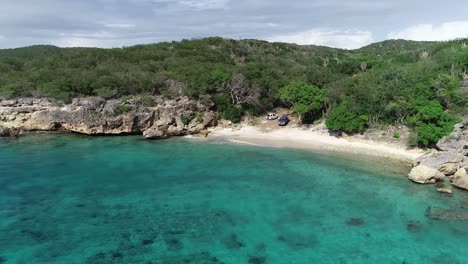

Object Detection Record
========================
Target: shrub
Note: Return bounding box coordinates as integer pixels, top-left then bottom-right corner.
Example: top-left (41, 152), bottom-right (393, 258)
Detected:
top-left (392, 132), bottom-right (400, 139)
top-left (114, 105), bottom-right (132, 115)
top-left (180, 115), bottom-right (190, 125)
top-left (195, 114), bottom-right (203, 123)
top-left (407, 131), bottom-right (419, 147)
top-left (140, 95), bottom-right (155, 107)
top-left (326, 100), bottom-right (368, 134)
top-left (223, 107), bottom-right (242, 123)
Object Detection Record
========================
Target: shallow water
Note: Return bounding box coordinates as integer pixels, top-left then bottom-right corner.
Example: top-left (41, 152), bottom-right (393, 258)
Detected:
top-left (0, 134), bottom-right (467, 264)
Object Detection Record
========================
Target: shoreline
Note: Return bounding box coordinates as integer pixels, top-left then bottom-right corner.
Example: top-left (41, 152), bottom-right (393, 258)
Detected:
top-left (207, 125), bottom-right (424, 164)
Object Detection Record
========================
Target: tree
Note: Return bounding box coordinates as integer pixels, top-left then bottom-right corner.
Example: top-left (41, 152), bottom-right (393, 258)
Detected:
top-left (225, 73), bottom-right (260, 107)
top-left (278, 82), bottom-right (325, 122)
top-left (325, 100), bottom-right (368, 134)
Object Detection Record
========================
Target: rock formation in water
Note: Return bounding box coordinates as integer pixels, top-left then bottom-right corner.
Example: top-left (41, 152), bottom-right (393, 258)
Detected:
top-left (0, 96), bottom-right (216, 139)
top-left (409, 119), bottom-right (468, 191)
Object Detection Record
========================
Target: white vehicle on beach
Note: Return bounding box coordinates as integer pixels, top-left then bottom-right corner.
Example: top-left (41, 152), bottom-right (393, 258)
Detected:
top-left (266, 113), bottom-right (278, 120)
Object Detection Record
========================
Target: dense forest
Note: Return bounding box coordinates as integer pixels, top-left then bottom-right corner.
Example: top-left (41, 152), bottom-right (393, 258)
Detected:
top-left (1, 37), bottom-right (468, 146)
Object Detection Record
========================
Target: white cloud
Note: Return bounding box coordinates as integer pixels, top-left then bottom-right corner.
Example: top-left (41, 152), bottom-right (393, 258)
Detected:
top-left (267, 29), bottom-right (374, 49)
top-left (388, 21), bottom-right (468, 41)
top-left (178, 0), bottom-right (230, 10)
top-left (104, 23), bottom-right (136, 29)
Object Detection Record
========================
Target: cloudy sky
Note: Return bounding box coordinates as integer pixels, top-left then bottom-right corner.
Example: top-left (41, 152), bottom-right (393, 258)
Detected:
top-left (1, 0), bottom-right (468, 49)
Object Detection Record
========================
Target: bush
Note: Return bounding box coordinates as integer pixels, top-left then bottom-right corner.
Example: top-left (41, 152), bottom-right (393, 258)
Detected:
top-left (407, 131), bottom-right (419, 147)
top-left (392, 132), bottom-right (400, 139)
top-left (195, 114), bottom-right (203, 123)
top-left (326, 101), bottom-right (368, 133)
top-left (223, 107), bottom-right (242, 123)
top-left (114, 105), bottom-right (132, 115)
top-left (140, 95), bottom-right (155, 107)
top-left (180, 115), bottom-right (190, 125)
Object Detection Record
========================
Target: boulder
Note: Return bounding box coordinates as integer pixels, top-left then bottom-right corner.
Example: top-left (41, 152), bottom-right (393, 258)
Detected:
top-left (461, 159), bottom-right (468, 171)
top-left (437, 188), bottom-right (453, 195)
top-left (0, 126), bottom-right (20, 137)
top-left (202, 112), bottom-right (217, 127)
top-left (408, 165), bottom-right (446, 184)
top-left (417, 150), bottom-right (464, 175)
top-left (438, 163), bottom-right (460, 175)
top-left (72, 97), bottom-right (105, 111)
top-left (143, 128), bottom-right (165, 139)
top-left (0, 99), bottom-right (17, 107)
top-left (198, 130), bottom-right (209, 137)
top-left (452, 168), bottom-right (468, 191)
top-left (437, 139), bottom-right (468, 153)
top-left (166, 125), bottom-right (184, 136)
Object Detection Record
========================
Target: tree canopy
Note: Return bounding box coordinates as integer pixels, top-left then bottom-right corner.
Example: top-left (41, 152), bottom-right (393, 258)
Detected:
top-left (1, 37), bottom-right (467, 146)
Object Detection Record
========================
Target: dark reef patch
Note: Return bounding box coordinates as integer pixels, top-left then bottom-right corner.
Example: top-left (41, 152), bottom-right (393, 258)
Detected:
top-left (276, 231), bottom-right (319, 250)
top-left (158, 252), bottom-right (224, 264)
top-left (221, 233), bottom-right (245, 249)
top-left (164, 237), bottom-right (183, 251)
top-left (346, 218), bottom-right (364, 226)
top-left (0, 256), bottom-right (7, 263)
top-left (248, 256), bottom-right (267, 264)
top-left (407, 220), bottom-right (422, 233)
top-left (142, 238), bottom-right (155, 246)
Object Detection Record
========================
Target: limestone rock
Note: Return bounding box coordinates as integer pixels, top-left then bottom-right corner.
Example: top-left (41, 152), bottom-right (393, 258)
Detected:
top-left (0, 99), bottom-right (17, 107)
top-left (416, 150), bottom-right (464, 175)
top-left (438, 163), bottom-right (460, 175)
top-left (202, 112), bottom-right (217, 127)
top-left (461, 159), bottom-right (468, 171)
top-left (0, 96), bottom-right (217, 138)
top-left (143, 128), bottom-right (164, 139)
top-left (0, 126), bottom-right (20, 137)
top-left (452, 168), bottom-right (468, 191)
top-left (408, 165), bottom-right (446, 184)
top-left (198, 130), bottom-right (209, 137)
top-left (437, 188), bottom-right (452, 195)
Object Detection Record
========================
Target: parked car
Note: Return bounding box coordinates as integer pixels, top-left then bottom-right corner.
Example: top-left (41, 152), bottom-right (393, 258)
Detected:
top-left (278, 115), bottom-right (289, 126)
top-left (266, 113), bottom-right (278, 120)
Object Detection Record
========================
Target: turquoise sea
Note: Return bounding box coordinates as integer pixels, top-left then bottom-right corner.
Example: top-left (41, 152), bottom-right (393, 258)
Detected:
top-left (1, 134), bottom-right (468, 264)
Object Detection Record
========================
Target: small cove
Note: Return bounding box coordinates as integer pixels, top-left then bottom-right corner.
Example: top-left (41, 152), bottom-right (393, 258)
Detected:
top-left (0, 134), bottom-right (467, 264)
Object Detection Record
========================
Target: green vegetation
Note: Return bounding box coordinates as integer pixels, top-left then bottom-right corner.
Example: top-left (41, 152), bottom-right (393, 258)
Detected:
top-left (114, 105), bottom-right (132, 115)
top-left (278, 82), bottom-right (325, 122)
top-left (325, 100), bottom-right (368, 134)
top-left (180, 115), bottom-right (190, 126)
top-left (0, 37), bottom-right (467, 146)
top-left (392, 132), bottom-right (400, 139)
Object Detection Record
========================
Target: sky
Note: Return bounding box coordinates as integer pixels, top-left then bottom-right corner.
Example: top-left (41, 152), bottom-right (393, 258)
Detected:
top-left (1, 0), bottom-right (468, 50)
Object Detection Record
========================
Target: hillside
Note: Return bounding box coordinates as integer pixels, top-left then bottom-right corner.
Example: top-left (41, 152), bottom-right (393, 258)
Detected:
top-left (0, 37), bottom-right (467, 146)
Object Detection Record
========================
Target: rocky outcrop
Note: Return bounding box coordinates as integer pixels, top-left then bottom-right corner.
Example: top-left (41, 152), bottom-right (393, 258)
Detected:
top-left (143, 128), bottom-right (165, 139)
top-left (0, 96), bottom-right (217, 139)
top-left (0, 126), bottom-right (19, 138)
top-left (408, 165), bottom-right (446, 184)
top-left (452, 168), bottom-right (468, 191)
top-left (436, 122), bottom-right (468, 155)
top-left (413, 119), bottom-right (468, 190)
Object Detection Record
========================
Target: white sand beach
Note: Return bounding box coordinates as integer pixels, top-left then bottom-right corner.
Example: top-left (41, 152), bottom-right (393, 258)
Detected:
top-left (208, 125), bottom-right (424, 163)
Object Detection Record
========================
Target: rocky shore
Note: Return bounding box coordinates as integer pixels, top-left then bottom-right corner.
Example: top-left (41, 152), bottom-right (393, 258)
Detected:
top-left (0, 96), bottom-right (216, 139)
top-left (2, 96), bottom-right (468, 194)
top-left (410, 121), bottom-right (468, 191)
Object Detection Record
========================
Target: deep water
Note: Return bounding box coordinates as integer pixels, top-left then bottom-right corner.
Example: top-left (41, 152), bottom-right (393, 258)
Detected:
top-left (1, 134), bottom-right (468, 264)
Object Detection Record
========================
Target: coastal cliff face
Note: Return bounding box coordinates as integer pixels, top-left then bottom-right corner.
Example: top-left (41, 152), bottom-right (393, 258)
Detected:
top-left (0, 96), bottom-right (216, 138)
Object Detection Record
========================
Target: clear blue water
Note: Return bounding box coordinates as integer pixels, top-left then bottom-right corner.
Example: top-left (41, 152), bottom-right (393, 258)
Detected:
top-left (1, 134), bottom-right (468, 264)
